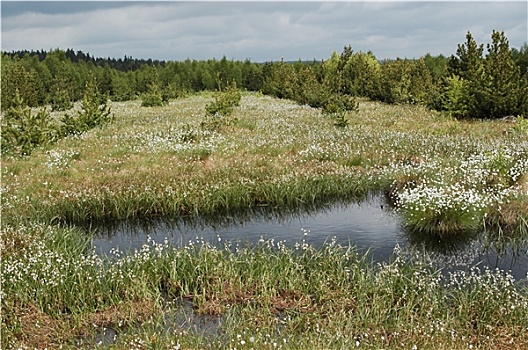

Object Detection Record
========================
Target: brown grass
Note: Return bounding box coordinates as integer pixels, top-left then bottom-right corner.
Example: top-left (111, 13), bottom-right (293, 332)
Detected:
top-left (10, 299), bottom-right (159, 349)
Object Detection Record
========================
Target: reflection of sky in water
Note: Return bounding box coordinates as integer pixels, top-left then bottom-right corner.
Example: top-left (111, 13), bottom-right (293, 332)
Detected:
top-left (90, 195), bottom-right (528, 281)
top-left (396, 238), bottom-right (528, 282)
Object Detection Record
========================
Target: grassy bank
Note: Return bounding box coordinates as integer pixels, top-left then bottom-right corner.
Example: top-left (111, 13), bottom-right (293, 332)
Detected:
top-left (2, 94), bottom-right (527, 233)
top-left (2, 93), bottom-right (528, 348)
top-left (2, 224), bottom-right (528, 349)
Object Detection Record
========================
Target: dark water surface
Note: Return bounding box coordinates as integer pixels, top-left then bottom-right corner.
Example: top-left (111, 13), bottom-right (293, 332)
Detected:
top-left (84, 195), bottom-right (527, 345)
top-left (90, 195), bottom-right (528, 281)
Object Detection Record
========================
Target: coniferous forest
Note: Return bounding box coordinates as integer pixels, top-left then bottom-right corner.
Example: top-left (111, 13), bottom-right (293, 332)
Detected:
top-left (2, 30), bottom-right (528, 155)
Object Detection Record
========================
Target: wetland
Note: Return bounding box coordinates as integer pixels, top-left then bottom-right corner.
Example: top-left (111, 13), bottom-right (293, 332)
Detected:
top-left (2, 94), bottom-right (527, 349)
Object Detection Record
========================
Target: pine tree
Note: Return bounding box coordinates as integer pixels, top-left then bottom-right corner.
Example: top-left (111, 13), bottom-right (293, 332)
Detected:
top-left (1, 56), bottom-right (39, 110)
top-left (262, 60), bottom-right (296, 100)
top-left (140, 69), bottom-right (165, 107)
top-left (482, 31), bottom-right (528, 118)
top-left (141, 81), bottom-right (164, 107)
top-left (2, 90), bottom-right (57, 155)
top-left (294, 66), bottom-right (328, 108)
top-left (449, 32), bottom-right (484, 81)
top-left (60, 73), bottom-right (113, 136)
top-left (49, 73), bottom-right (74, 111)
top-left (447, 32), bottom-right (485, 118)
top-left (447, 31), bottom-right (528, 119)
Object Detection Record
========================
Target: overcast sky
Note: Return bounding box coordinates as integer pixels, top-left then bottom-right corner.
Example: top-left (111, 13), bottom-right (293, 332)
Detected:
top-left (2, 1), bottom-right (527, 62)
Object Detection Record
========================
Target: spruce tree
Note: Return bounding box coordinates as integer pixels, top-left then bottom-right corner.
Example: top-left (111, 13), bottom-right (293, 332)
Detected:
top-left (483, 30), bottom-right (528, 118)
top-left (60, 73), bottom-right (113, 136)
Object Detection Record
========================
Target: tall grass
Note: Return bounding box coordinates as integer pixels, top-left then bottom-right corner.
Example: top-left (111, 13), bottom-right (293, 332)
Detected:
top-left (3, 94), bottom-right (525, 233)
top-left (3, 227), bottom-right (527, 348)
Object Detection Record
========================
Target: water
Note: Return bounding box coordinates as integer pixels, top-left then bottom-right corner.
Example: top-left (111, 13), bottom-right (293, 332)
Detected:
top-left (90, 194), bottom-right (528, 281)
top-left (85, 194), bottom-right (528, 345)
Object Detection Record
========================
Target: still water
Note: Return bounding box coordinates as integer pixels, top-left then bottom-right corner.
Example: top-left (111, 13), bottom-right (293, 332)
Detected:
top-left (91, 195), bottom-right (528, 281)
top-left (84, 195), bottom-right (528, 345)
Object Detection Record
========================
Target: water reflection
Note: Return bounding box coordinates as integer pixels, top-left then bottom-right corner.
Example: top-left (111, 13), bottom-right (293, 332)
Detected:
top-left (397, 233), bottom-right (528, 281)
top-left (88, 195), bottom-right (528, 281)
top-left (90, 195), bottom-right (401, 260)
top-left (82, 195), bottom-right (527, 346)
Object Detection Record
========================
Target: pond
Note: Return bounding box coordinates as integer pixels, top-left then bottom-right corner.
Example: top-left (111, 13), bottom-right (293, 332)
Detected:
top-left (90, 194), bottom-right (528, 281)
top-left (83, 194), bottom-right (528, 345)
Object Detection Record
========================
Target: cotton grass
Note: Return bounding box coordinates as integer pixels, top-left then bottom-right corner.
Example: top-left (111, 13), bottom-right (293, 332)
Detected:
top-left (2, 93), bottom-right (528, 348)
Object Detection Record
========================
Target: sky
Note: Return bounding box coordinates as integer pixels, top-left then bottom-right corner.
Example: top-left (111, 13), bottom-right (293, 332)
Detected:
top-left (1, 1), bottom-right (527, 62)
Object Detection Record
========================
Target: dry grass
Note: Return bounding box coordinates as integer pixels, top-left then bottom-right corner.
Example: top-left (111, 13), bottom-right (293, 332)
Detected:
top-left (10, 299), bottom-right (158, 349)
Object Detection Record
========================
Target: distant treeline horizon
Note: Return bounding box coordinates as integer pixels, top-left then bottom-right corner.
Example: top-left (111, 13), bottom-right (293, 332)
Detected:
top-left (2, 31), bottom-right (528, 120)
top-left (2, 48), bottom-right (390, 70)
top-left (4, 38), bottom-right (527, 72)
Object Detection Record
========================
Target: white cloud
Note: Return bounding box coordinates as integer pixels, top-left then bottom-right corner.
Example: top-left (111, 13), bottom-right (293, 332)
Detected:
top-left (1, 1), bottom-right (526, 61)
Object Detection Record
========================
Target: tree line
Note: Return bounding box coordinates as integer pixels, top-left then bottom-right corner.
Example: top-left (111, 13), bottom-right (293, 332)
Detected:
top-left (2, 30), bottom-right (527, 119)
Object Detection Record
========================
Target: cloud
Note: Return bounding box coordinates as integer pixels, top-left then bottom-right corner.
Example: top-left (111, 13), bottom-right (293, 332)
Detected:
top-left (1, 1), bottom-right (526, 62)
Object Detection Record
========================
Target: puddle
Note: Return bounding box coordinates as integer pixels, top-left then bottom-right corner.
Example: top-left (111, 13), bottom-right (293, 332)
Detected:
top-left (81, 194), bottom-right (528, 345)
top-left (91, 195), bottom-right (402, 261)
top-left (90, 194), bottom-right (527, 280)
top-left (76, 326), bottom-right (117, 347)
top-left (165, 298), bottom-right (224, 338)
top-left (77, 298), bottom-right (225, 347)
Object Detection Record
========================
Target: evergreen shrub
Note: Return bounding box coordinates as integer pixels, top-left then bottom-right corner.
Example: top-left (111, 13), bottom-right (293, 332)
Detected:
top-left (60, 74), bottom-right (114, 136)
top-left (1, 91), bottom-right (58, 155)
top-left (202, 82), bottom-right (241, 130)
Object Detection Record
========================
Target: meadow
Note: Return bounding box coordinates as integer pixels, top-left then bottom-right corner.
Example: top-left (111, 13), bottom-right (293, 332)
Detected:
top-left (2, 92), bottom-right (528, 349)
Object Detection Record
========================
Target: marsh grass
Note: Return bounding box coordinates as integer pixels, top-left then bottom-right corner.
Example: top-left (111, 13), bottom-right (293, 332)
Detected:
top-left (2, 93), bottom-right (528, 348)
top-left (3, 230), bottom-right (527, 349)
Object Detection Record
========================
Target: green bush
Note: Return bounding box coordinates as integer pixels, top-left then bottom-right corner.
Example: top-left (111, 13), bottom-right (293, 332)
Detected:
top-left (204, 82), bottom-right (241, 116)
top-left (1, 91), bottom-right (58, 155)
top-left (321, 93), bottom-right (358, 128)
top-left (141, 82), bottom-right (165, 107)
top-left (322, 93), bottom-right (358, 115)
top-left (447, 31), bottom-right (528, 119)
top-left (343, 50), bottom-right (382, 98)
top-left (60, 74), bottom-right (114, 136)
top-left (1, 56), bottom-right (40, 111)
top-left (294, 66), bottom-right (329, 108)
top-left (49, 74), bottom-right (74, 111)
top-left (202, 81), bottom-right (241, 130)
top-left (262, 60), bottom-right (296, 100)
top-left (377, 58), bottom-right (438, 107)
top-left (442, 75), bottom-right (469, 117)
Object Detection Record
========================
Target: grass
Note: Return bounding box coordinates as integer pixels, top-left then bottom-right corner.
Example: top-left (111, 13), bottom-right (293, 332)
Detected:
top-left (2, 228), bottom-right (527, 349)
top-left (1, 92), bottom-right (528, 348)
